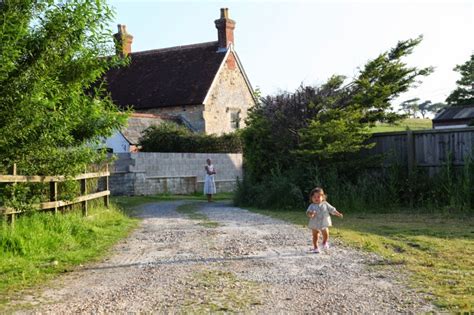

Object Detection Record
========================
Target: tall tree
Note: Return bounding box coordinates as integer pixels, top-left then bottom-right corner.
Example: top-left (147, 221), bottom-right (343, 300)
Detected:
top-left (242, 36), bottom-right (432, 181)
top-left (400, 98), bottom-right (420, 118)
top-left (418, 100), bottom-right (432, 118)
top-left (0, 0), bottom-right (128, 175)
top-left (427, 102), bottom-right (448, 116)
top-left (445, 53), bottom-right (474, 106)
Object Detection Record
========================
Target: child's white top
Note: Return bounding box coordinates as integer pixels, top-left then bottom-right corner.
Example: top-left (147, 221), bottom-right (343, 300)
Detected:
top-left (306, 201), bottom-right (337, 230)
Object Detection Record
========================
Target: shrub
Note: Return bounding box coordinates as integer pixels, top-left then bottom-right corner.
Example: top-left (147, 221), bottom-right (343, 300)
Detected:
top-left (234, 160), bottom-right (474, 213)
top-left (139, 122), bottom-right (242, 153)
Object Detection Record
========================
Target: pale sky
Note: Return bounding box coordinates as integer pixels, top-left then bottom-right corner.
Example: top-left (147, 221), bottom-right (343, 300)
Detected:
top-left (108, 0), bottom-right (473, 108)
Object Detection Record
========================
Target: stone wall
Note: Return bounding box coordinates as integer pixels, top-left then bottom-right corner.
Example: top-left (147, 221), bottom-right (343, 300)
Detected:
top-left (140, 104), bottom-right (205, 132)
top-left (110, 152), bottom-right (243, 196)
top-left (203, 52), bottom-right (255, 135)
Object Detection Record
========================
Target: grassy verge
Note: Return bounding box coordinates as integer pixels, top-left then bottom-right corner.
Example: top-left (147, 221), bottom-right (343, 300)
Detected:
top-left (0, 201), bottom-right (138, 307)
top-left (246, 207), bottom-right (473, 311)
top-left (370, 118), bottom-right (432, 133)
top-left (182, 270), bottom-right (262, 312)
top-left (176, 203), bottom-right (220, 228)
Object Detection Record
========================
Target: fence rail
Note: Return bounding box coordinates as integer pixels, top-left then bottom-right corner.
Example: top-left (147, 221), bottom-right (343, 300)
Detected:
top-left (362, 127), bottom-right (474, 175)
top-left (0, 164), bottom-right (110, 225)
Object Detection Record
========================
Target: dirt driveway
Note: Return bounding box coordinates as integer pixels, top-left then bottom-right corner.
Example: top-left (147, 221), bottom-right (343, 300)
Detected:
top-left (13, 201), bottom-right (434, 313)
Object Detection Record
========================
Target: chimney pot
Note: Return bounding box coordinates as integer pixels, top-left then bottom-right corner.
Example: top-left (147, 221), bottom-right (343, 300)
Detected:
top-left (215, 8), bottom-right (236, 52)
top-left (113, 24), bottom-right (133, 57)
top-left (220, 8), bottom-right (229, 19)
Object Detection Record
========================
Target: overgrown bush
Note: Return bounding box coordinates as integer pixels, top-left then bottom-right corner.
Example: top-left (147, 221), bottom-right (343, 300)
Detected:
top-left (139, 122), bottom-right (242, 153)
top-left (0, 1), bottom-right (129, 177)
top-left (234, 169), bottom-right (304, 210)
top-left (234, 37), bottom-right (472, 213)
top-left (0, 1), bottom-right (129, 209)
top-left (234, 158), bottom-right (474, 213)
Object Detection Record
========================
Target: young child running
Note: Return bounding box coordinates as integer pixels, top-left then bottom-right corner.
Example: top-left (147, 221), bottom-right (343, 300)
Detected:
top-left (306, 187), bottom-right (343, 253)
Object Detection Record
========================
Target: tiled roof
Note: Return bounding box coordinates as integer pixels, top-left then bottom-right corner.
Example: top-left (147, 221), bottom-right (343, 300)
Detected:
top-left (433, 105), bottom-right (474, 122)
top-left (105, 41), bottom-right (226, 109)
top-left (120, 114), bottom-right (166, 144)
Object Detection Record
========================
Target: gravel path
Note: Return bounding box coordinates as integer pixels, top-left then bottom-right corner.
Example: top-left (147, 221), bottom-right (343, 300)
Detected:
top-left (12, 201), bottom-right (435, 313)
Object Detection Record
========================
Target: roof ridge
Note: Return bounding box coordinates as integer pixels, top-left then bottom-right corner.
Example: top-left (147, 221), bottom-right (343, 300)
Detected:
top-left (131, 41), bottom-right (218, 56)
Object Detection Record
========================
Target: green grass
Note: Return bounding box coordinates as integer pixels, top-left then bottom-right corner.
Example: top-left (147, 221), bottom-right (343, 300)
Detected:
top-left (176, 203), bottom-right (220, 228)
top-left (0, 201), bottom-right (138, 307)
top-left (246, 207), bottom-right (473, 311)
top-left (370, 118), bottom-right (432, 133)
top-left (112, 192), bottom-right (233, 212)
top-left (182, 270), bottom-right (262, 312)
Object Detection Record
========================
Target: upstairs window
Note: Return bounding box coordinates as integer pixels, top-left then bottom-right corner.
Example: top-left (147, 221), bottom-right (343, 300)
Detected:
top-left (230, 111), bottom-right (240, 129)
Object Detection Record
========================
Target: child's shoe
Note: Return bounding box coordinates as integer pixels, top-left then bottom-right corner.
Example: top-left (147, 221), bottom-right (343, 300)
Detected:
top-left (311, 248), bottom-right (320, 254)
top-left (322, 242), bottom-right (329, 249)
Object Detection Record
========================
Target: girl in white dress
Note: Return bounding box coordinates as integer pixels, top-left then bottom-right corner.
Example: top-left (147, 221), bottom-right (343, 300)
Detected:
top-left (306, 187), bottom-right (343, 253)
top-left (204, 158), bottom-right (216, 202)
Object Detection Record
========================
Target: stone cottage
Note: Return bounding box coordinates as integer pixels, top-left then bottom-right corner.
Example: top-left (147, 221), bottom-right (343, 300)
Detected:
top-left (104, 8), bottom-right (255, 153)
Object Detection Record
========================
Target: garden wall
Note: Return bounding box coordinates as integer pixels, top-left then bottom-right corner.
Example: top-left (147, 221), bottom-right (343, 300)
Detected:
top-left (110, 152), bottom-right (242, 195)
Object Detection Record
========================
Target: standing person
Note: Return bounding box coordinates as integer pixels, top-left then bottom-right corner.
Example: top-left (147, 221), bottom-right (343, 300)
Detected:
top-left (204, 158), bottom-right (216, 202)
top-left (306, 187), bottom-right (343, 253)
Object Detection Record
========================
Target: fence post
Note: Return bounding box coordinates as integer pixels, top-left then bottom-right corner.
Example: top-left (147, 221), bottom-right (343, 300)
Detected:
top-left (8, 163), bottom-right (17, 226)
top-left (104, 163), bottom-right (110, 208)
top-left (406, 131), bottom-right (416, 175)
top-left (80, 178), bottom-right (88, 216)
top-left (50, 181), bottom-right (58, 214)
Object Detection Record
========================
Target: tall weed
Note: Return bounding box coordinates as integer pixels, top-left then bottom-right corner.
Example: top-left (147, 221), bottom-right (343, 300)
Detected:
top-left (235, 157), bottom-right (474, 213)
top-left (0, 203), bottom-right (137, 294)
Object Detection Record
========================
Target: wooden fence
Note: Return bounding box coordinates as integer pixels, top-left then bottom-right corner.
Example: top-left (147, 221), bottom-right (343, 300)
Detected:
top-left (362, 127), bottom-right (474, 175)
top-left (0, 164), bottom-right (110, 224)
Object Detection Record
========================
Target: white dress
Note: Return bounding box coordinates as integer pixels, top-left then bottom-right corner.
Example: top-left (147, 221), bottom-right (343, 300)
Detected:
top-left (306, 201), bottom-right (337, 230)
top-left (203, 164), bottom-right (216, 195)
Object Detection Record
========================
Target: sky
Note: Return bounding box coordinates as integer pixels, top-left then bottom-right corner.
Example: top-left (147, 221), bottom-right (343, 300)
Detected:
top-left (108, 0), bottom-right (473, 109)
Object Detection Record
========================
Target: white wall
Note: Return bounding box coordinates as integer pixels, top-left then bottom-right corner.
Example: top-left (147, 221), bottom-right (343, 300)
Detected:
top-left (433, 124), bottom-right (468, 130)
top-left (110, 152), bottom-right (243, 195)
top-left (105, 132), bottom-right (130, 153)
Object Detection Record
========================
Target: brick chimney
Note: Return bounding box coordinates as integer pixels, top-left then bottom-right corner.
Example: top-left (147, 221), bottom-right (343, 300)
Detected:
top-left (113, 24), bottom-right (133, 56)
top-left (214, 8), bottom-right (236, 51)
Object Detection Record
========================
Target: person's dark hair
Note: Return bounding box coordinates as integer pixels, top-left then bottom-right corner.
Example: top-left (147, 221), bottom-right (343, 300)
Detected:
top-left (309, 187), bottom-right (326, 202)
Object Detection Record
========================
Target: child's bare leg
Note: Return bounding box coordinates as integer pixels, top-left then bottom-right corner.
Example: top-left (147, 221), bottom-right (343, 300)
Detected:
top-left (322, 228), bottom-right (329, 245)
top-left (207, 194), bottom-right (212, 202)
top-left (312, 229), bottom-right (320, 249)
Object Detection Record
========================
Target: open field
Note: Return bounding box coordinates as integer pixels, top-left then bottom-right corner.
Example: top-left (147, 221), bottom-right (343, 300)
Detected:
top-left (247, 207), bottom-right (474, 311)
top-left (370, 118), bottom-right (432, 133)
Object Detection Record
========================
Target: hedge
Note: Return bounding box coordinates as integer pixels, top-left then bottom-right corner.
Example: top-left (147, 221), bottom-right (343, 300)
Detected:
top-left (139, 122), bottom-right (242, 153)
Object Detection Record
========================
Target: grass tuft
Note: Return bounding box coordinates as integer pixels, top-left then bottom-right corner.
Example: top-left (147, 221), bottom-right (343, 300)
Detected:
top-left (183, 270), bottom-right (262, 312)
top-left (246, 207), bottom-right (474, 311)
top-left (176, 203), bottom-right (220, 228)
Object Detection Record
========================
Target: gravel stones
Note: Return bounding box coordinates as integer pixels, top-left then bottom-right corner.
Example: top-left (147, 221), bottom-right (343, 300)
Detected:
top-left (10, 201), bottom-right (435, 314)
